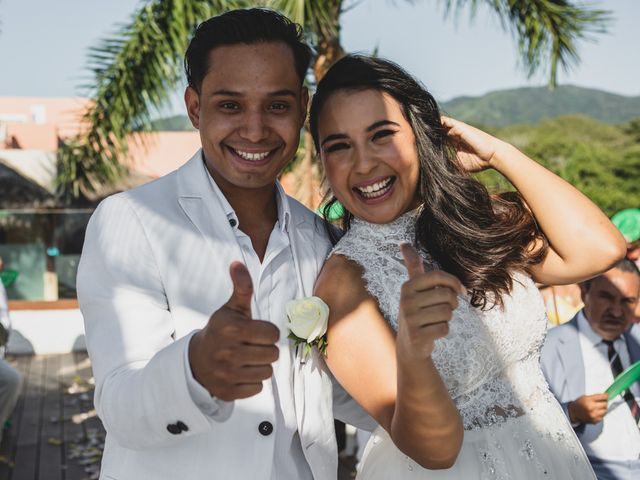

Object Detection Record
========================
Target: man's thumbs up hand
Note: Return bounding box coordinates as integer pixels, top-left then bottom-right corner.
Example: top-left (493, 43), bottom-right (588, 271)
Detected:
top-left (189, 262), bottom-right (280, 401)
top-left (226, 261), bottom-right (253, 317)
top-left (396, 244), bottom-right (463, 359)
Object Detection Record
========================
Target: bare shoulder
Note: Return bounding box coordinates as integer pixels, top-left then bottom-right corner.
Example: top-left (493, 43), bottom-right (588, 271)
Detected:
top-left (315, 254), bottom-right (371, 311)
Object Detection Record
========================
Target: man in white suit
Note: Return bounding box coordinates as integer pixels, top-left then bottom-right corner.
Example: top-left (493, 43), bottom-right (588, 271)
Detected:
top-left (78, 9), bottom-right (370, 480)
top-left (541, 259), bottom-right (640, 480)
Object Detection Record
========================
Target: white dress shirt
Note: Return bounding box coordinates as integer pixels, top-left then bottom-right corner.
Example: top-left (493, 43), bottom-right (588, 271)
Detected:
top-left (577, 311), bottom-right (640, 460)
top-left (185, 161), bottom-right (312, 480)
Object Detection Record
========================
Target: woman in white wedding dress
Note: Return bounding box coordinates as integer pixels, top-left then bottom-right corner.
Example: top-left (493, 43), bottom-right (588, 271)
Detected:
top-left (309, 55), bottom-right (626, 479)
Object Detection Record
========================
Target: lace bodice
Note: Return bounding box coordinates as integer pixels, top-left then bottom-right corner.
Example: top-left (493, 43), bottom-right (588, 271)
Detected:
top-left (331, 211), bottom-right (553, 430)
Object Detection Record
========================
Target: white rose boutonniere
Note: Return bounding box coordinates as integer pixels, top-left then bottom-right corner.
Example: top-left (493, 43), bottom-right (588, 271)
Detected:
top-left (286, 296), bottom-right (329, 358)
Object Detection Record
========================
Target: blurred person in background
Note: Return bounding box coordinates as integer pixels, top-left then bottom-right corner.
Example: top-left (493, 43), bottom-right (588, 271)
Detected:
top-left (0, 256), bottom-right (21, 444)
top-left (541, 259), bottom-right (640, 480)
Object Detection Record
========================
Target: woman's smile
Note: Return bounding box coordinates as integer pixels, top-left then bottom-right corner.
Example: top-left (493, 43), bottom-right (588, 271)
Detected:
top-left (352, 176), bottom-right (397, 202)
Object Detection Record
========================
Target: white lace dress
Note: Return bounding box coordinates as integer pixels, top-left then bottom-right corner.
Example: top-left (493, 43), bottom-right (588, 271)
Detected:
top-left (331, 212), bottom-right (595, 480)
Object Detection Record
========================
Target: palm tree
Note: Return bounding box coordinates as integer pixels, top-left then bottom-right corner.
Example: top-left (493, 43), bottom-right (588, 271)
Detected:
top-left (57, 0), bottom-right (610, 202)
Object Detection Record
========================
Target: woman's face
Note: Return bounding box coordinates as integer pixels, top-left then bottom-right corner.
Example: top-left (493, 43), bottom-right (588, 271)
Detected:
top-left (317, 88), bottom-right (421, 224)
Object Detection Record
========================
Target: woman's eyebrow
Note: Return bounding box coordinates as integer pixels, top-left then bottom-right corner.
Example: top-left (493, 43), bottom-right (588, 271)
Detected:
top-left (320, 120), bottom-right (401, 147)
top-left (366, 120), bottom-right (400, 131)
top-left (209, 89), bottom-right (297, 98)
top-left (320, 133), bottom-right (348, 148)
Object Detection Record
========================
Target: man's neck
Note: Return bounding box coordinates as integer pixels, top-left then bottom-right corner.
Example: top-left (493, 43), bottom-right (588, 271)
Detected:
top-left (223, 183), bottom-right (279, 230)
top-left (214, 177), bottom-right (280, 262)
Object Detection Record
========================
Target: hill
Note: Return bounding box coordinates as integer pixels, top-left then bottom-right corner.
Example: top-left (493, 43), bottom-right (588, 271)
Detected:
top-left (150, 86), bottom-right (640, 130)
top-left (441, 85), bottom-right (640, 126)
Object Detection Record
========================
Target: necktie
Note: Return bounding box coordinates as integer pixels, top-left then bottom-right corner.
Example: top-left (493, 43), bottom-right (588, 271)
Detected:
top-left (603, 338), bottom-right (640, 425)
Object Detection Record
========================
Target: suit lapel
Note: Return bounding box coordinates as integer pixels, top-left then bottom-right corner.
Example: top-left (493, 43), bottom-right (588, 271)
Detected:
top-left (289, 215), bottom-right (313, 443)
top-left (624, 326), bottom-right (640, 398)
top-left (289, 213), bottom-right (333, 451)
top-left (176, 151), bottom-right (243, 266)
top-left (557, 316), bottom-right (586, 399)
top-left (289, 215), bottom-right (316, 298)
top-left (625, 326), bottom-right (640, 362)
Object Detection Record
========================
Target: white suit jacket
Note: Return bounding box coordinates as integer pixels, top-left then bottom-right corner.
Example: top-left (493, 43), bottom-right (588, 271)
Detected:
top-left (78, 151), bottom-right (371, 480)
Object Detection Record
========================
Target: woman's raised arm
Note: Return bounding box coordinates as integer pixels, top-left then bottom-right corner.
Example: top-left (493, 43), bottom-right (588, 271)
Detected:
top-left (442, 116), bottom-right (626, 285)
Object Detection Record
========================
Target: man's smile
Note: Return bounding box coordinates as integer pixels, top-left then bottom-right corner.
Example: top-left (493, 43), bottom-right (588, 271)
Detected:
top-left (226, 145), bottom-right (280, 165)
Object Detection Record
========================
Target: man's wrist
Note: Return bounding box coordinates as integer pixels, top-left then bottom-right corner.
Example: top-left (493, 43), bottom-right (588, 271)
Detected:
top-left (187, 330), bottom-right (206, 391)
top-left (567, 401), bottom-right (581, 427)
top-left (184, 330), bottom-right (234, 420)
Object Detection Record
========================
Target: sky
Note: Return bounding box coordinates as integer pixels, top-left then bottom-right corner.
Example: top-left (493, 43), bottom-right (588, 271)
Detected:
top-left (0, 0), bottom-right (638, 114)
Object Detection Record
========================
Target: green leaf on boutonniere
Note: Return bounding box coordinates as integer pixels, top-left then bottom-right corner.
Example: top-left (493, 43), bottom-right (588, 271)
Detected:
top-left (288, 331), bottom-right (328, 359)
top-left (288, 331), bottom-right (306, 343)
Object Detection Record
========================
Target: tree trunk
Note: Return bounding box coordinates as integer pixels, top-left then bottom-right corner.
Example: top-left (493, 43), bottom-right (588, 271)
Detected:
top-left (313, 35), bottom-right (345, 80)
top-left (294, 131), bottom-right (317, 209)
top-left (291, 6), bottom-right (346, 209)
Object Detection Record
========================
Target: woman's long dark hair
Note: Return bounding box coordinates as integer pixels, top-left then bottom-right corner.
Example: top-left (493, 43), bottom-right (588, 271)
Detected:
top-left (309, 55), bottom-right (548, 309)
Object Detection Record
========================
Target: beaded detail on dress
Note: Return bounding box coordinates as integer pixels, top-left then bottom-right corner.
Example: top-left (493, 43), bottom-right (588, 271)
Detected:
top-left (331, 210), bottom-right (555, 431)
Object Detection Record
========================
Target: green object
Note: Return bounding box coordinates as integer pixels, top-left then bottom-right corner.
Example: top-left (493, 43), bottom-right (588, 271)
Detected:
top-left (317, 202), bottom-right (345, 222)
top-left (605, 360), bottom-right (640, 400)
top-left (0, 270), bottom-right (18, 288)
top-left (611, 208), bottom-right (640, 243)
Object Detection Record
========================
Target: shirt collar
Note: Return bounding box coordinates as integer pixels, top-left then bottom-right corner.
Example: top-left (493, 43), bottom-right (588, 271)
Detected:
top-left (274, 181), bottom-right (292, 233)
top-left (577, 310), bottom-right (623, 348)
top-left (202, 156), bottom-right (291, 233)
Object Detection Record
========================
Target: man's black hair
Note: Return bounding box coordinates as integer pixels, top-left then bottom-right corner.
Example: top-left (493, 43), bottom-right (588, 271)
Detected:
top-left (582, 258), bottom-right (640, 290)
top-left (184, 8), bottom-right (312, 92)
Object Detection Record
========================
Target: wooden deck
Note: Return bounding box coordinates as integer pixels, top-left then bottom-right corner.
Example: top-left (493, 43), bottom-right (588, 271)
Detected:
top-left (0, 354), bottom-right (357, 480)
top-left (0, 353), bottom-right (104, 480)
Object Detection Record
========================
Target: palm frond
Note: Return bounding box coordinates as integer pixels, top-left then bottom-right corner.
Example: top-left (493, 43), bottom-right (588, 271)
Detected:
top-left (263, 0), bottom-right (342, 47)
top-left (441, 0), bottom-right (611, 88)
top-left (58, 0), bottom-right (240, 200)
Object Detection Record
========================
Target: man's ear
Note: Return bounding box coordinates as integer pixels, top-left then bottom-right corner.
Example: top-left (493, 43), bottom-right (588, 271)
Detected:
top-left (299, 86), bottom-right (310, 128)
top-left (185, 86), bottom-right (200, 129)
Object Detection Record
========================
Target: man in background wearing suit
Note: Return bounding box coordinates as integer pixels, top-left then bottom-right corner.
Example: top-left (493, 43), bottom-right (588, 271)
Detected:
top-left (541, 259), bottom-right (640, 480)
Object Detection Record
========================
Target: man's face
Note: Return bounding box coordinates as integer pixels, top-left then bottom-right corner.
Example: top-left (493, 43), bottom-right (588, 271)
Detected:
top-left (581, 268), bottom-right (640, 340)
top-left (185, 42), bottom-right (308, 194)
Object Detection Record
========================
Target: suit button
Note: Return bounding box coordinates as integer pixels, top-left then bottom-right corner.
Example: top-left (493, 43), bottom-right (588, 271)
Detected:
top-left (258, 421), bottom-right (273, 436)
top-left (167, 423), bottom-right (181, 435)
top-left (176, 421), bottom-right (189, 432)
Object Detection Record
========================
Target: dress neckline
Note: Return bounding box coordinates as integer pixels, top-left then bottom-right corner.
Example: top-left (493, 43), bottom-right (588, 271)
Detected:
top-left (350, 206), bottom-right (422, 237)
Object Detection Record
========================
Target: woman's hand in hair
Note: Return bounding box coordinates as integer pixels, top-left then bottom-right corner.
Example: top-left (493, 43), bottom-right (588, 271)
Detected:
top-left (442, 117), bottom-right (626, 285)
top-left (441, 116), bottom-right (507, 173)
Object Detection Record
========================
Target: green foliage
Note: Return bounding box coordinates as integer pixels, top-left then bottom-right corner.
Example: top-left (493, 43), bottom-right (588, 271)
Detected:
top-left (57, 0), bottom-right (241, 199)
top-left (477, 115), bottom-right (640, 217)
top-left (265, 0), bottom-right (340, 41)
top-left (444, 1), bottom-right (610, 87)
top-left (624, 118), bottom-right (640, 143)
